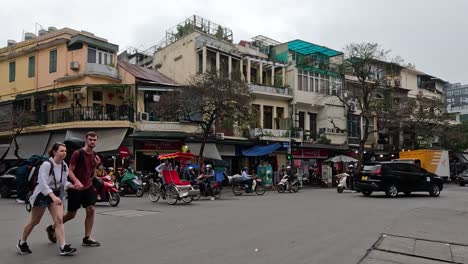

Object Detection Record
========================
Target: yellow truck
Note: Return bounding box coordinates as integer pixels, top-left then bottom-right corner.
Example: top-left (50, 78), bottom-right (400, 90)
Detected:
top-left (396, 150), bottom-right (450, 181)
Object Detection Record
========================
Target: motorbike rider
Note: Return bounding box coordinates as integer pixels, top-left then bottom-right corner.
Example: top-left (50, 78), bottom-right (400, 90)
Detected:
top-left (285, 166), bottom-right (295, 190)
top-left (240, 167), bottom-right (254, 192)
top-left (155, 160), bottom-right (172, 175)
top-left (347, 164), bottom-right (356, 190)
top-left (186, 166), bottom-right (198, 185)
top-left (92, 163), bottom-right (107, 199)
top-left (198, 164), bottom-right (215, 200)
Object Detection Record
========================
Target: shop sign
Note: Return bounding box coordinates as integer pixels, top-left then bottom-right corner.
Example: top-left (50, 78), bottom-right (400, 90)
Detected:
top-left (292, 149), bottom-right (328, 159)
top-left (142, 141), bottom-right (182, 151)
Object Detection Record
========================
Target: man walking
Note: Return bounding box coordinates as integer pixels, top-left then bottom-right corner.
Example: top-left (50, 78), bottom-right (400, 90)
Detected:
top-left (46, 131), bottom-right (101, 247)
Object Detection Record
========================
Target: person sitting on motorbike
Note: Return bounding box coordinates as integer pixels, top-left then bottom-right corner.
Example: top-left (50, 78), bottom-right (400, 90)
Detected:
top-left (198, 165), bottom-right (215, 200)
top-left (285, 166), bottom-right (295, 190)
top-left (93, 163), bottom-right (107, 199)
top-left (186, 166), bottom-right (198, 185)
top-left (347, 164), bottom-right (356, 190)
top-left (240, 167), bottom-right (254, 192)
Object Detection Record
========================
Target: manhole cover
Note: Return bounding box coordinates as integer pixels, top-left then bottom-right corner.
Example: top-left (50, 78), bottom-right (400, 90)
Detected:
top-left (99, 209), bottom-right (159, 218)
top-left (359, 234), bottom-right (468, 264)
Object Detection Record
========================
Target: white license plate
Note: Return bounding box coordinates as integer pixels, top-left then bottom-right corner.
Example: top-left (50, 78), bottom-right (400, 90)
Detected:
top-left (362, 176), bottom-right (368, 181)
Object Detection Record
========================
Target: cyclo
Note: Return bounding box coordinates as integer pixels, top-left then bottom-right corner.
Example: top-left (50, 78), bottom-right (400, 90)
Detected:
top-left (148, 152), bottom-right (200, 205)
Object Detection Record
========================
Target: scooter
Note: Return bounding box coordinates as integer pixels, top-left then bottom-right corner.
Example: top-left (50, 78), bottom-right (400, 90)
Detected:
top-left (119, 170), bottom-right (144, 197)
top-left (94, 175), bottom-right (120, 206)
top-left (277, 175), bottom-right (300, 193)
top-left (336, 173), bottom-right (351, 193)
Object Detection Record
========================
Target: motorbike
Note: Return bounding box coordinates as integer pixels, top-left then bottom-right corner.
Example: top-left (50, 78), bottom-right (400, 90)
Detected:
top-left (336, 173), bottom-right (351, 193)
top-left (192, 176), bottom-right (222, 200)
top-left (232, 176), bottom-right (266, 196)
top-left (118, 170), bottom-right (144, 197)
top-left (93, 175), bottom-right (120, 206)
top-left (277, 175), bottom-right (300, 193)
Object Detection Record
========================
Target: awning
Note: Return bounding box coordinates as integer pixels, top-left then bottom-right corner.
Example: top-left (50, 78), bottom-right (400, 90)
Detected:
top-left (5, 133), bottom-right (51, 160)
top-left (158, 152), bottom-right (195, 160)
top-left (242, 143), bottom-right (281, 157)
top-left (186, 143), bottom-right (222, 160)
top-left (44, 131), bottom-right (66, 156)
top-left (138, 86), bottom-right (175, 92)
top-left (65, 128), bottom-right (127, 152)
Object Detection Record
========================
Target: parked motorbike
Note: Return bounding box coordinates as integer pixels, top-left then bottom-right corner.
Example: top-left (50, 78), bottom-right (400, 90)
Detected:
top-left (119, 169), bottom-right (144, 197)
top-left (232, 176), bottom-right (266, 196)
top-left (336, 173), bottom-right (351, 193)
top-left (94, 175), bottom-right (120, 206)
top-left (277, 175), bottom-right (300, 193)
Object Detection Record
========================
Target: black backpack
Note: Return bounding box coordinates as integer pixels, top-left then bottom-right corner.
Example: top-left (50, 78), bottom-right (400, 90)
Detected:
top-left (25, 159), bottom-right (54, 212)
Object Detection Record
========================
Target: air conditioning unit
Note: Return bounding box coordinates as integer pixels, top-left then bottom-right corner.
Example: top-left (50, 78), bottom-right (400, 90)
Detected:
top-left (216, 133), bottom-right (225, 140)
top-left (139, 112), bottom-right (149, 121)
top-left (70, 61), bottom-right (80, 71)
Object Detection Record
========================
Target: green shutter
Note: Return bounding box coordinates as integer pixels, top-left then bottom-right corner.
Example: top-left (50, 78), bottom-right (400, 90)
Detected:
top-left (28, 56), bottom-right (35, 78)
top-left (49, 50), bottom-right (57, 73)
top-left (9, 61), bottom-right (15, 82)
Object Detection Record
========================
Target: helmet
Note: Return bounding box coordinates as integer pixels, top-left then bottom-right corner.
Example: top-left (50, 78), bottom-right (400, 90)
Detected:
top-left (188, 166), bottom-right (194, 170)
top-left (243, 167), bottom-right (248, 171)
top-left (205, 164), bottom-right (212, 168)
top-left (286, 166), bottom-right (291, 169)
top-left (349, 164), bottom-right (354, 168)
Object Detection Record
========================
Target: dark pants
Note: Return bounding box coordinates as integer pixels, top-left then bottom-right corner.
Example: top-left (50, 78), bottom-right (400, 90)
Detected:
top-left (242, 179), bottom-right (253, 192)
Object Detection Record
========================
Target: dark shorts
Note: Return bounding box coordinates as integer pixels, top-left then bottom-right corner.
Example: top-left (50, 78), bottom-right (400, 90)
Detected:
top-left (33, 193), bottom-right (53, 208)
top-left (67, 186), bottom-right (97, 212)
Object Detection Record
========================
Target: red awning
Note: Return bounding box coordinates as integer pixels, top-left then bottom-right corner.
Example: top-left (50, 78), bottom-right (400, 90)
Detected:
top-left (157, 152), bottom-right (195, 161)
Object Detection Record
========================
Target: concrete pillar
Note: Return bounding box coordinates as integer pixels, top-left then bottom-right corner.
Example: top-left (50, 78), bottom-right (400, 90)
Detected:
top-left (247, 58), bottom-right (251, 84)
top-left (271, 63), bottom-right (275, 86)
top-left (273, 106), bottom-right (277, 129)
top-left (260, 104), bottom-right (264, 128)
top-left (202, 47), bottom-right (207, 73)
top-left (240, 59), bottom-right (244, 81)
top-left (282, 67), bottom-right (286, 86)
top-left (216, 51), bottom-right (220, 76)
top-left (228, 56), bottom-right (232, 79)
top-left (259, 61), bottom-right (263, 85)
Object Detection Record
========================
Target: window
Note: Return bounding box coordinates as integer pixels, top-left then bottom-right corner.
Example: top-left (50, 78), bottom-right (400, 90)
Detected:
top-left (309, 113), bottom-right (317, 140)
top-left (87, 46), bottom-right (115, 66)
top-left (88, 48), bottom-right (96, 63)
top-left (28, 56), bottom-right (35, 78)
top-left (49, 50), bottom-right (57, 73)
top-left (347, 115), bottom-right (361, 138)
top-left (298, 111), bottom-right (305, 130)
top-left (9, 61), bottom-right (15, 82)
top-left (92, 91), bottom-right (103, 101)
top-left (263, 106), bottom-right (273, 129)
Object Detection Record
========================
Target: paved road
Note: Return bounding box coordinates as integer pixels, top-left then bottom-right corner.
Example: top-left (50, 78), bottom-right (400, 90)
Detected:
top-left (1, 184), bottom-right (468, 264)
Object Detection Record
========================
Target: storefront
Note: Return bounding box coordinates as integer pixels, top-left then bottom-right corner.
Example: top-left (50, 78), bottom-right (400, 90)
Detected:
top-left (134, 140), bottom-right (185, 172)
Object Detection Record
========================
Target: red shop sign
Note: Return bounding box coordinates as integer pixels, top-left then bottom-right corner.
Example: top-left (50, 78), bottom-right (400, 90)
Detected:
top-left (142, 141), bottom-right (182, 151)
top-left (292, 149), bottom-right (329, 159)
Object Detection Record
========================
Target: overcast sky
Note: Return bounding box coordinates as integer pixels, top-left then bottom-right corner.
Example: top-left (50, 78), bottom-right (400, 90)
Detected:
top-left (2, 0), bottom-right (467, 83)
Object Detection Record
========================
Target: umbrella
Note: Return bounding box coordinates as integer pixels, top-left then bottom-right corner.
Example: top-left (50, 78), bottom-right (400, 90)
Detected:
top-left (325, 155), bottom-right (358, 163)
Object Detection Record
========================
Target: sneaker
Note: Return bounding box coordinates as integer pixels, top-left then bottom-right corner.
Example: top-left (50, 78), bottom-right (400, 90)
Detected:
top-left (59, 244), bottom-right (76, 256)
top-left (16, 240), bottom-right (32, 254)
top-left (46, 225), bottom-right (57, 243)
top-left (16, 198), bottom-right (25, 204)
top-left (82, 237), bottom-right (100, 247)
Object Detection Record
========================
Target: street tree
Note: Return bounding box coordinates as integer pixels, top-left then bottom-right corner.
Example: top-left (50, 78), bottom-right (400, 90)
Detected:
top-left (159, 73), bottom-right (255, 162)
top-left (335, 42), bottom-right (402, 167)
top-left (0, 106), bottom-right (36, 161)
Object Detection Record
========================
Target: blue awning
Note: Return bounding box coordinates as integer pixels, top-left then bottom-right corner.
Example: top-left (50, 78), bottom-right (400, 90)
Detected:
top-left (241, 143), bottom-right (281, 157)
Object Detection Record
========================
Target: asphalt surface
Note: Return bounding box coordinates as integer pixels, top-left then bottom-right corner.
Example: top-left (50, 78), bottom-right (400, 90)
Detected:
top-left (1, 184), bottom-right (468, 264)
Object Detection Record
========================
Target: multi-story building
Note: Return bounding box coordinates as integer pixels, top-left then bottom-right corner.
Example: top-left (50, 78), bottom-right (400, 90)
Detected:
top-left (0, 27), bottom-right (134, 162)
top-left (445, 82), bottom-right (468, 122)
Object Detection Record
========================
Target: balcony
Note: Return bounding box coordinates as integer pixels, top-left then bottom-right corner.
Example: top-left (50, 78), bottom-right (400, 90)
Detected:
top-left (248, 84), bottom-right (292, 99)
top-left (34, 106), bottom-right (133, 125)
top-left (250, 128), bottom-right (303, 141)
top-left (86, 63), bottom-right (119, 79)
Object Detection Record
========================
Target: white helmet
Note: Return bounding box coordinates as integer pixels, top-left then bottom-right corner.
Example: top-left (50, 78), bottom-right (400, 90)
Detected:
top-left (188, 166), bottom-right (194, 170)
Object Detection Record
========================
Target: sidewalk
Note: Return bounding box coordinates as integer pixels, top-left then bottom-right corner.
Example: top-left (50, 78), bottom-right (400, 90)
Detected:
top-left (359, 207), bottom-right (468, 264)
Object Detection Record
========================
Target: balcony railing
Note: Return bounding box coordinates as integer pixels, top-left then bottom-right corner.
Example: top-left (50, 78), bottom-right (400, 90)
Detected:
top-left (250, 128), bottom-right (303, 139)
top-left (32, 106), bottom-right (134, 125)
top-left (86, 63), bottom-right (119, 79)
top-left (248, 84), bottom-right (290, 96)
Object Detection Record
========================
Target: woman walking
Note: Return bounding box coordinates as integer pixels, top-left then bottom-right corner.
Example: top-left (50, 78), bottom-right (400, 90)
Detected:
top-left (17, 142), bottom-right (78, 256)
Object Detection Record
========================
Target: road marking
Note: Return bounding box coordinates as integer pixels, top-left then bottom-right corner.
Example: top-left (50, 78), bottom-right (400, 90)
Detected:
top-left (99, 209), bottom-right (159, 218)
